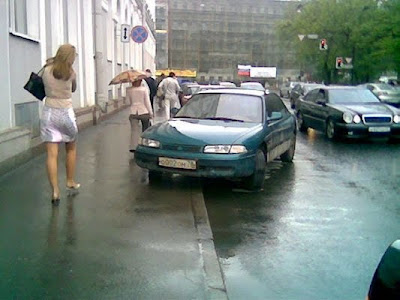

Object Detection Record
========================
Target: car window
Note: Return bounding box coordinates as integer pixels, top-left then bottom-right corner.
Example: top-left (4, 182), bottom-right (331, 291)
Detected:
top-left (328, 89), bottom-right (381, 104)
top-left (265, 94), bottom-right (289, 119)
top-left (304, 89), bottom-right (318, 102)
top-left (176, 93), bottom-right (263, 123)
top-left (315, 90), bottom-right (326, 102)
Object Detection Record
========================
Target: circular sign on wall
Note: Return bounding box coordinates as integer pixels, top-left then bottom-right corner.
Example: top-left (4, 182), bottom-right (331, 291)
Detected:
top-left (131, 26), bottom-right (148, 43)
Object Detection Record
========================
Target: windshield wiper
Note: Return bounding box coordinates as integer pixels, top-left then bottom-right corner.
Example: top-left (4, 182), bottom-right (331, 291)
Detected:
top-left (174, 116), bottom-right (199, 119)
top-left (203, 117), bottom-right (245, 122)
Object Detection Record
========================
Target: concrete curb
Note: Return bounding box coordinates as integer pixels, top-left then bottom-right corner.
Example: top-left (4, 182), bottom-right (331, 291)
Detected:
top-left (191, 185), bottom-right (228, 300)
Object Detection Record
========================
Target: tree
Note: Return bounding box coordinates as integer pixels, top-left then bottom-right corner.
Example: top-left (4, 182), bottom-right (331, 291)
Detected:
top-left (277, 0), bottom-right (398, 84)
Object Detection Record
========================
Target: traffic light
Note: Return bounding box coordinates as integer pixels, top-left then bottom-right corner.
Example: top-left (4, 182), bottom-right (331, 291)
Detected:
top-left (336, 57), bottom-right (343, 69)
top-left (319, 39), bottom-right (327, 50)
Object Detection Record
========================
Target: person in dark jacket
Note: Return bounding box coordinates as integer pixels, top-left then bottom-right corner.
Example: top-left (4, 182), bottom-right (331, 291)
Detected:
top-left (144, 69), bottom-right (157, 108)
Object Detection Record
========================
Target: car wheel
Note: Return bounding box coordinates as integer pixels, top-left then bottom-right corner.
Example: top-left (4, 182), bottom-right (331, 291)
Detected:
top-left (297, 112), bottom-right (308, 132)
top-left (148, 170), bottom-right (162, 183)
top-left (326, 119), bottom-right (336, 140)
top-left (243, 149), bottom-right (266, 191)
top-left (281, 136), bottom-right (296, 162)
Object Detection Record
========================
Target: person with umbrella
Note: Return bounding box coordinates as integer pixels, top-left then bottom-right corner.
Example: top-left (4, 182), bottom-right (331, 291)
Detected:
top-left (109, 70), bottom-right (153, 153)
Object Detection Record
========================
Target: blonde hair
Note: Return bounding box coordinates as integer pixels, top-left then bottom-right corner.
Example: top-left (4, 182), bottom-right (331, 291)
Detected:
top-left (50, 44), bottom-right (76, 81)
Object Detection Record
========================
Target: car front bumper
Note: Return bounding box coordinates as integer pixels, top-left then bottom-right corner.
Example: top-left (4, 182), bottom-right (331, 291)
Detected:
top-left (335, 123), bottom-right (400, 139)
top-left (134, 146), bottom-right (257, 178)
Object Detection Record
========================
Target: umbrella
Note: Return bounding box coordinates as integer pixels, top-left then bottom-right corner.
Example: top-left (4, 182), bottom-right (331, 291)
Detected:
top-left (109, 70), bottom-right (147, 85)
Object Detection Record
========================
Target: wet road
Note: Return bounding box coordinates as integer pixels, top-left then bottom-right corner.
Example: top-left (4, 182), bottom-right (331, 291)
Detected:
top-left (204, 128), bottom-right (400, 299)
top-left (0, 111), bottom-right (209, 299)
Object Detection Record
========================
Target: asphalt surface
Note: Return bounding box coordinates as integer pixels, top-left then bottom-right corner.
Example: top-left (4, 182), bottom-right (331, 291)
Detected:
top-left (203, 109), bottom-right (400, 299)
top-left (0, 110), bottom-right (225, 299)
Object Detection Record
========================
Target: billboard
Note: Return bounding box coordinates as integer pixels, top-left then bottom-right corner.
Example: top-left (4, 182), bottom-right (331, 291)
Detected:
top-left (155, 69), bottom-right (197, 77)
top-left (238, 65), bottom-right (251, 77)
top-left (250, 67), bottom-right (277, 78)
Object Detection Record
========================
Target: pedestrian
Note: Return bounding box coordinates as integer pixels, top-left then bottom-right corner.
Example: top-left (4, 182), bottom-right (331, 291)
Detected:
top-left (157, 72), bottom-right (181, 121)
top-left (156, 73), bottom-right (166, 87)
top-left (144, 69), bottom-right (157, 108)
top-left (40, 44), bottom-right (80, 206)
top-left (127, 78), bottom-right (153, 153)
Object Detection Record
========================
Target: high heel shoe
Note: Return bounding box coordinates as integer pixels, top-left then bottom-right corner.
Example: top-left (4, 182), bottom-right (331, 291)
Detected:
top-left (66, 183), bottom-right (80, 196)
top-left (51, 197), bottom-right (60, 206)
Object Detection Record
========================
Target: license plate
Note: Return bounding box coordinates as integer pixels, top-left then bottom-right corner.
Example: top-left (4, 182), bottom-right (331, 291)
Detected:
top-left (159, 157), bottom-right (197, 170)
top-left (368, 126), bottom-right (391, 133)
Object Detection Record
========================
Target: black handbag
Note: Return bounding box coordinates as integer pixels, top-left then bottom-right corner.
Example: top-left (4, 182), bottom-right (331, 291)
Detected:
top-left (24, 67), bottom-right (45, 100)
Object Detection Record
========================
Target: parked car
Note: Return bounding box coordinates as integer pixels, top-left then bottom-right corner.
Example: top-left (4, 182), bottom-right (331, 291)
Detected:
top-left (296, 86), bottom-right (400, 140)
top-left (181, 84), bottom-right (201, 106)
top-left (240, 82), bottom-right (266, 92)
top-left (358, 83), bottom-right (400, 108)
top-left (290, 83), bottom-right (325, 109)
top-left (135, 89), bottom-right (297, 190)
top-left (219, 81), bottom-right (237, 87)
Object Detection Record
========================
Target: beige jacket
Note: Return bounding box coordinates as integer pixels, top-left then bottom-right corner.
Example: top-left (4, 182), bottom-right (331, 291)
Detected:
top-left (127, 86), bottom-right (153, 116)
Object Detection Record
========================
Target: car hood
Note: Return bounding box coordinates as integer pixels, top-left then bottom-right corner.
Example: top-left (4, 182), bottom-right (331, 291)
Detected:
top-left (329, 103), bottom-right (397, 115)
top-left (144, 119), bottom-right (262, 145)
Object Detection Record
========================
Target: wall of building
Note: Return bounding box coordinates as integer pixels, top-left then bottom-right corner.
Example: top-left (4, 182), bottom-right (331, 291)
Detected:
top-left (157, 0), bottom-right (299, 82)
top-left (0, 0), bottom-right (156, 170)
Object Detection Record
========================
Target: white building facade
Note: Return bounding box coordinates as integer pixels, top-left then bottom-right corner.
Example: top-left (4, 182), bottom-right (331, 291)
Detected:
top-left (0, 0), bottom-right (156, 170)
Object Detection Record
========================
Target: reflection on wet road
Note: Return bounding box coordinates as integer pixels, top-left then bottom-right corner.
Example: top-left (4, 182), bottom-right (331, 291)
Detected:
top-left (204, 130), bottom-right (400, 300)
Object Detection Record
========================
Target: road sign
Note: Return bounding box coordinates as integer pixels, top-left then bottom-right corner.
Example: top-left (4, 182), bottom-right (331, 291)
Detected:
top-left (345, 57), bottom-right (353, 64)
top-left (121, 24), bottom-right (130, 43)
top-left (336, 57), bottom-right (343, 69)
top-left (131, 25), bottom-right (148, 43)
top-left (307, 34), bottom-right (319, 40)
top-left (320, 39), bottom-right (328, 50)
top-left (298, 34), bottom-right (305, 41)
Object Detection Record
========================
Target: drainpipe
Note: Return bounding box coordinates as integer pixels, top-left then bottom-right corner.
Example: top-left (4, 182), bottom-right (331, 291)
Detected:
top-left (92, 0), bottom-right (107, 116)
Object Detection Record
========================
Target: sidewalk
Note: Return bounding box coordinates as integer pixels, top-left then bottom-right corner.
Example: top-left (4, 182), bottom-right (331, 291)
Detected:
top-left (0, 109), bottom-right (226, 299)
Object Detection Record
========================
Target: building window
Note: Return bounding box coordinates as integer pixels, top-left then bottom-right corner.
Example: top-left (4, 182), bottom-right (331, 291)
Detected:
top-left (9, 0), bottom-right (40, 40)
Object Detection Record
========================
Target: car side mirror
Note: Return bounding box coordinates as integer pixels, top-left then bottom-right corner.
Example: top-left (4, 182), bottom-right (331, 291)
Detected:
top-left (268, 112), bottom-right (283, 122)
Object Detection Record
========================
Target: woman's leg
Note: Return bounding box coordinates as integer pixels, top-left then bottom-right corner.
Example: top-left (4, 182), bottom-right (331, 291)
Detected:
top-left (46, 142), bottom-right (60, 198)
top-left (65, 141), bottom-right (78, 187)
top-left (129, 114), bottom-right (140, 151)
top-left (140, 114), bottom-right (151, 132)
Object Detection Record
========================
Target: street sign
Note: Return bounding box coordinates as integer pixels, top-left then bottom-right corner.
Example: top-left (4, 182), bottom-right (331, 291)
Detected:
top-left (298, 34), bottom-right (305, 41)
top-left (131, 25), bottom-right (148, 43)
top-left (345, 57), bottom-right (353, 64)
top-left (320, 39), bottom-right (328, 50)
top-left (121, 24), bottom-right (130, 43)
top-left (307, 34), bottom-right (319, 40)
top-left (336, 57), bottom-right (343, 69)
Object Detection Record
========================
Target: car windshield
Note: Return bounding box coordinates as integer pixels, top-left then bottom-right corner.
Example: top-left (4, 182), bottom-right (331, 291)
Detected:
top-left (240, 83), bottom-right (265, 91)
top-left (175, 93), bottom-right (263, 123)
top-left (375, 83), bottom-right (396, 91)
top-left (329, 89), bottom-right (380, 104)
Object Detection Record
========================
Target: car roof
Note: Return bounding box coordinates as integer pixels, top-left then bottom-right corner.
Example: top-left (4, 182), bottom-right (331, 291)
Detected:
top-left (197, 88), bottom-right (265, 97)
top-left (320, 86), bottom-right (367, 91)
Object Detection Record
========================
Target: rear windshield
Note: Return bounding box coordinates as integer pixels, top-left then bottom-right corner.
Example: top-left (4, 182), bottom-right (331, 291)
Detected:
top-left (329, 89), bottom-right (380, 104)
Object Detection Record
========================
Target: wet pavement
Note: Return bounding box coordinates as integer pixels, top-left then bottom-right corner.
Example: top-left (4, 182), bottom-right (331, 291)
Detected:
top-left (204, 125), bottom-right (400, 299)
top-left (0, 110), bottom-right (220, 299)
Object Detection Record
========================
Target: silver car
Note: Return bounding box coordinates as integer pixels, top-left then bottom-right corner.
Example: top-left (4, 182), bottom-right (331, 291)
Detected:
top-left (359, 83), bottom-right (400, 108)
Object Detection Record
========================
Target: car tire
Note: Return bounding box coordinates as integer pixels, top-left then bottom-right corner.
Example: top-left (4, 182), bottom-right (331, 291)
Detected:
top-left (148, 170), bottom-right (162, 183)
top-left (297, 112), bottom-right (308, 132)
top-left (326, 119), bottom-right (337, 140)
top-left (243, 149), bottom-right (266, 191)
top-left (281, 136), bottom-right (296, 162)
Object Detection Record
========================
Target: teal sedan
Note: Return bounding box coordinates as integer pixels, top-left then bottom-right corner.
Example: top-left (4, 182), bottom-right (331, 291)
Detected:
top-left (135, 89), bottom-right (296, 190)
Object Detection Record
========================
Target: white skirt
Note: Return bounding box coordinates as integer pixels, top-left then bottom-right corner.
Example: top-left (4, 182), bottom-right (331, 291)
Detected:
top-left (40, 106), bottom-right (78, 143)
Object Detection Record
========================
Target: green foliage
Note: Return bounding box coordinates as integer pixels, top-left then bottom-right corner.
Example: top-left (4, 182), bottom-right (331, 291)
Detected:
top-left (277, 0), bottom-right (399, 84)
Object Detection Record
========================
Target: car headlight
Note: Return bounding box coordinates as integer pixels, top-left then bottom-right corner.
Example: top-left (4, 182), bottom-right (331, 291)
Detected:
top-left (204, 145), bottom-right (248, 154)
top-left (394, 115), bottom-right (400, 124)
top-left (139, 138), bottom-right (160, 148)
top-left (343, 112), bottom-right (353, 124)
top-left (353, 115), bottom-right (361, 124)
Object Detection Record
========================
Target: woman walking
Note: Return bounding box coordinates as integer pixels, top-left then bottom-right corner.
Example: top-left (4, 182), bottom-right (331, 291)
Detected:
top-left (41, 44), bottom-right (80, 205)
top-left (127, 78), bottom-right (153, 152)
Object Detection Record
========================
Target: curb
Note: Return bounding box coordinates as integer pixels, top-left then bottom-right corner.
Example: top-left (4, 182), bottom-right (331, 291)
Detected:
top-left (191, 184), bottom-right (228, 300)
